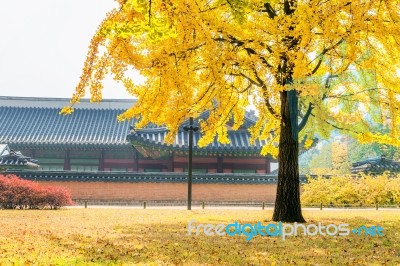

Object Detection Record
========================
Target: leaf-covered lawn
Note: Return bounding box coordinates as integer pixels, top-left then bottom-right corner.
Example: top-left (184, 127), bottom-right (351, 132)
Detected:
top-left (0, 208), bottom-right (398, 265)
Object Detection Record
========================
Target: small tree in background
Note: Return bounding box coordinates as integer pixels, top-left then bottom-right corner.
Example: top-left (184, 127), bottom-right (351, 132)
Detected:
top-left (361, 173), bottom-right (391, 205)
top-left (299, 176), bottom-right (330, 205)
top-left (389, 176), bottom-right (400, 204)
top-left (302, 173), bottom-right (400, 206)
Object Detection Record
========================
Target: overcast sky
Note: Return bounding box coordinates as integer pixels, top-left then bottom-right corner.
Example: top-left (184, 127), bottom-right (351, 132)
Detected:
top-left (0, 0), bottom-right (137, 99)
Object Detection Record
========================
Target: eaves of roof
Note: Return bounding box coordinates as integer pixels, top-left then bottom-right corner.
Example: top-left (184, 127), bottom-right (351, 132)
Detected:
top-left (5, 170), bottom-right (312, 184)
top-left (0, 106), bottom-right (132, 148)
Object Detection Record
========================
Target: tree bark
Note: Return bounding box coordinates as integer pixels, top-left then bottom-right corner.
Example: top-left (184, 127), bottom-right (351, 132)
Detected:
top-left (272, 90), bottom-right (306, 222)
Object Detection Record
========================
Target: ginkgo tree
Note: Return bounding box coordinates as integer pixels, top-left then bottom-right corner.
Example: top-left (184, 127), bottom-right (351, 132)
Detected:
top-left (62, 0), bottom-right (400, 222)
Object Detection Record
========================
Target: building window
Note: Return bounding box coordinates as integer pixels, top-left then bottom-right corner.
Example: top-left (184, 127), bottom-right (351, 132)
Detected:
top-left (184, 168), bottom-right (207, 173)
top-left (40, 165), bottom-right (64, 171)
top-left (144, 168), bottom-right (161, 172)
top-left (233, 169), bottom-right (256, 174)
top-left (70, 165), bottom-right (99, 172)
top-left (109, 167), bottom-right (128, 172)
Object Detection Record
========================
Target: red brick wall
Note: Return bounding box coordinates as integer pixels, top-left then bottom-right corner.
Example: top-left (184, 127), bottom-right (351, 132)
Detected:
top-left (37, 181), bottom-right (278, 202)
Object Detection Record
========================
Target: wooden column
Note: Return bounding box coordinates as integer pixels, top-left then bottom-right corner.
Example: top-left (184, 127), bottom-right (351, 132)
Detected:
top-left (98, 149), bottom-right (105, 171)
top-left (265, 158), bottom-right (271, 174)
top-left (167, 152), bottom-right (174, 172)
top-left (64, 150), bottom-right (70, 170)
top-left (217, 156), bottom-right (223, 173)
top-left (133, 150), bottom-right (139, 172)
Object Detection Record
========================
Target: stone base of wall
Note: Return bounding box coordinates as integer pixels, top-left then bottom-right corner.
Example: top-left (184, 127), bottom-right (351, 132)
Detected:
top-left (37, 181), bottom-right (278, 203)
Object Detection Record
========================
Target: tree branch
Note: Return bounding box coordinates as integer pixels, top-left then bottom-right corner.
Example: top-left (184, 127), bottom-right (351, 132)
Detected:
top-left (310, 113), bottom-right (362, 134)
top-left (284, 0), bottom-right (296, 15)
top-left (243, 48), bottom-right (273, 67)
top-left (262, 3), bottom-right (277, 19)
top-left (148, 0), bottom-right (152, 25)
top-left (298, 103), bottom-right (313, 132)
top-left (327, 87), bottom-right (381, 99)
top-left (311, 57), bottom-right (324, 75)
top-left (214, 36), bottom-right (273, 67)
top-left (265, 98), bottom-right (280, 119)
top-left (310, 39), bottom-right (345, 74)
top-left (238, 73), bottom-right (262, 87)
top-left (251, 69), bottom-right (280, 119)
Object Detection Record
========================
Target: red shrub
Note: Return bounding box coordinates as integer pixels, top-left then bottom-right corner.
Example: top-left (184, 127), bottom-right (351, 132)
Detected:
top-left (0, 174), bottom-right (73, 209)
top-left (41, 186), bottom-right (73, 210)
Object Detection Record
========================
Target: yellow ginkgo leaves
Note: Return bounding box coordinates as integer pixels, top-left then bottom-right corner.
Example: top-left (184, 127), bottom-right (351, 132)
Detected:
top-left (63, 0), bottom-right (400, 156)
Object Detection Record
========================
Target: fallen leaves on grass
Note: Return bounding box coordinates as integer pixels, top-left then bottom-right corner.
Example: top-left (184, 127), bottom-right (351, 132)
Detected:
top-left (0, 209), bottom-right (398, 265)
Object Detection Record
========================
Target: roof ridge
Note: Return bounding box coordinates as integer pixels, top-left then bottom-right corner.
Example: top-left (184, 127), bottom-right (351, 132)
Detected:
top-left (0, 96), bottom-right (135, 102)
top-left (0, 105), bottom-right (129, 111)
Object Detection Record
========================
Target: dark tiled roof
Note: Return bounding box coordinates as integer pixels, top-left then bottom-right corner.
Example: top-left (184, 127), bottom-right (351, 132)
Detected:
top-left (6, 170), bottom-right (311, 184)
top-left (127, 112), bottom-right (268, 157)
top-left (0, 155), bottom-right (39, 169)
top-left (0, 145), bottom-right (40, 169)
top-left (128, 114), bottom-right (317, 158)
top-left (128, 130), bottom-right (267, 157)
top-left (0, 106), bottom-right (132, 149)
top-left (351, 156), bottom-right (400, 174)
top-left (0, 96), bottom-right (135, 109)
top-left (0, 97), bottom-right (315, 156)
top-left (0, 103), bottom-right (265, 154)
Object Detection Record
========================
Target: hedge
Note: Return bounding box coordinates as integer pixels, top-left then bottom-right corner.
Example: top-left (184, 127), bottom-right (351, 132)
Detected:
top-left (301, 173), bottom-right (400, 205)
top-left (0, 174), bottom-right (73, 209)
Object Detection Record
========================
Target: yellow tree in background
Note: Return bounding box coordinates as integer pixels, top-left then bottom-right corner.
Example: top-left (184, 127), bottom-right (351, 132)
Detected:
top-left (62, 0), bottom-right (400, 222)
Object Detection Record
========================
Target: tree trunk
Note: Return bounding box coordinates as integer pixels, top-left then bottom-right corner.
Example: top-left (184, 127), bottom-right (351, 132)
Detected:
top-left (272, 90), bottom-right (306, 222)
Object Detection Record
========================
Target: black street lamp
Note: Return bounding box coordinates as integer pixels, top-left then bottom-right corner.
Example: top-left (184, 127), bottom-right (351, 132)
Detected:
top-left (183, 117), bottom-right (199, 210)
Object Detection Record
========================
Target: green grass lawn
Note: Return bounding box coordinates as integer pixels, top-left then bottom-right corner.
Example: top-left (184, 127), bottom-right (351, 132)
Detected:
top-left (0, 208), bottom-right (398, 265)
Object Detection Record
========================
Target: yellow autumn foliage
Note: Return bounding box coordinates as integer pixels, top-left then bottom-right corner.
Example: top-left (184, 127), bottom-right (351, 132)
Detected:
top-left (301, 173), bottom-right (400, 205)
top-left (62, 0), bottom-right (400, 155)
top-left (0, 209), bottom-right (399, 264)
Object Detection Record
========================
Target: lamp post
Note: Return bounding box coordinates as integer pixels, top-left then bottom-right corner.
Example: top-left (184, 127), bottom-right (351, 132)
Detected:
top-left (183, 117), bottom-right (199, 210)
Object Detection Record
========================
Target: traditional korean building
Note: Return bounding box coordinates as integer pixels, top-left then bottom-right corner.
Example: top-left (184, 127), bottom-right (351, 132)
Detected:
top-left (0, 144), bottom-right (39, 170)
top-left (127, 111), bottom-right (277, 173)
top-left (0, 96), bottom-right (277, 174)
top-left (351, 155), bottom-right (400, 174)
top-left (0, 96), bottom-right (135, 172)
